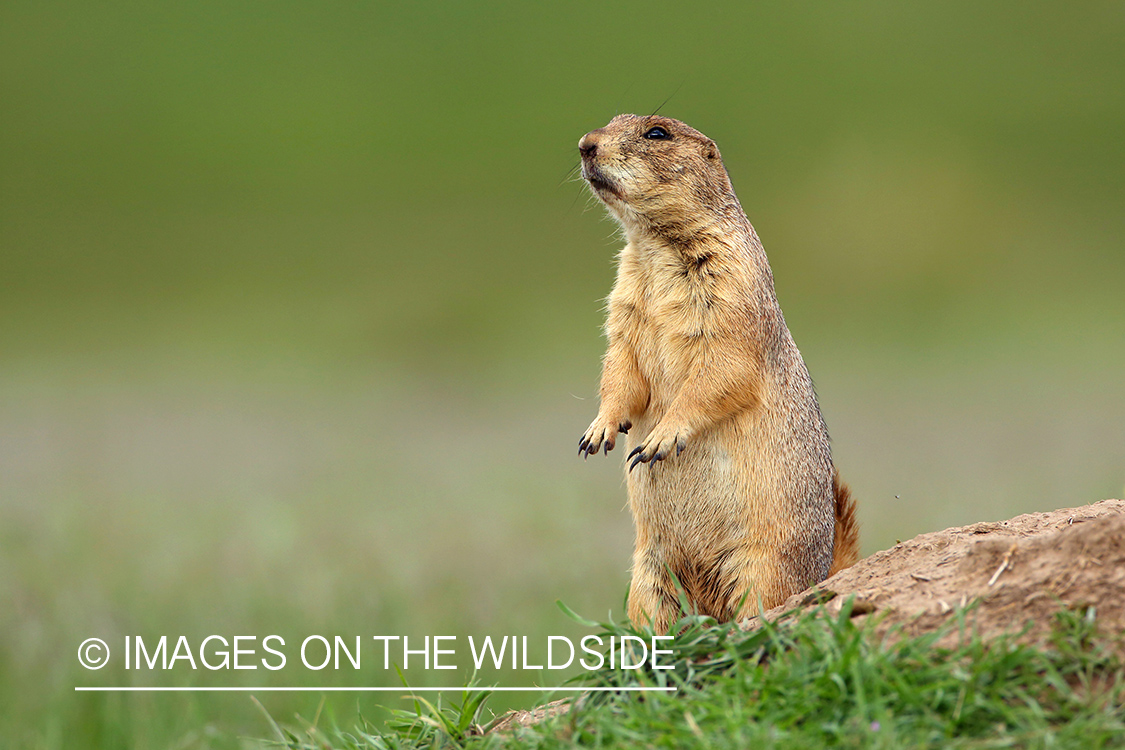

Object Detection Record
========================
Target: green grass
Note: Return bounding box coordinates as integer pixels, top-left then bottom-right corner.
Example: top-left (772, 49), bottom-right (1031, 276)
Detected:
top-left (258, 601), bottom-right (1125, 749)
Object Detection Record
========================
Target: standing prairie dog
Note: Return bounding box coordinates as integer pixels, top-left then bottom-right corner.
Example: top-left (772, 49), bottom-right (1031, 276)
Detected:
top-left (576, 114), bottom-right (859, 633)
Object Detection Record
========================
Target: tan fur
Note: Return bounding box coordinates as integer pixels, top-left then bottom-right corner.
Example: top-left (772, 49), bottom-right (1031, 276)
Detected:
top-left (576, 114), bottom-right (859, 632)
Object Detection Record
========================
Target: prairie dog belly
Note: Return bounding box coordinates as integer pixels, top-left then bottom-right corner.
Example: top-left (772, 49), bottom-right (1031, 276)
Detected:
top-left (626, 418), bottom-right (755, 545)
top-left (626, 391), bottom-right (834, 574)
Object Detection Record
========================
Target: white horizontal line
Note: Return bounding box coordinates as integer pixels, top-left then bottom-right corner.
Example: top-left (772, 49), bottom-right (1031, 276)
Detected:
top-left (75, 686), bottom-right (676, 692)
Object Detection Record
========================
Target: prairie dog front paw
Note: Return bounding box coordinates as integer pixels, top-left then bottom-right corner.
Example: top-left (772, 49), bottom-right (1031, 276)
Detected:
top-left (628, 422), bottom-right (690, 470)
top-left (579, 415), bottom-right (632, 458)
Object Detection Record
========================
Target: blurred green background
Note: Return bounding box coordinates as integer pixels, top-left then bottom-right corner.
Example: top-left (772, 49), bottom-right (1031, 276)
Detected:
top-left (2, 1), bottom-right (1123, 747)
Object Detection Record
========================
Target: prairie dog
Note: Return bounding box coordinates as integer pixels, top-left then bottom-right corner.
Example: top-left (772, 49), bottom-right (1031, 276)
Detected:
top-left (576, 114), bottom-right (859, 632)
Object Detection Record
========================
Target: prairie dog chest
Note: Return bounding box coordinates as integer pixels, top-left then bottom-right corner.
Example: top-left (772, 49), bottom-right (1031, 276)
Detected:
top-left (618, 246), bottom-right (717, 397)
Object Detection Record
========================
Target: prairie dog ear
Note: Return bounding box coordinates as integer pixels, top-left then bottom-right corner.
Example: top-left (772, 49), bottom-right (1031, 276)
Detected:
top-left (704, 142), bottom-right (718, 160)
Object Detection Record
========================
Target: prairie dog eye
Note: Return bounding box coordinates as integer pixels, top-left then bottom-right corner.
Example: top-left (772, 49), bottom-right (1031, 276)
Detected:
top-left (643, 126), bottom-right (670, 140)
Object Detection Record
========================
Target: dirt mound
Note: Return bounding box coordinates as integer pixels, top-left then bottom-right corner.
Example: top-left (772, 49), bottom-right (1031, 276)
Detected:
top-left (758, 498), bottom-right (1125, 649)
top-left (489, 500), bottom-right (1125, 734)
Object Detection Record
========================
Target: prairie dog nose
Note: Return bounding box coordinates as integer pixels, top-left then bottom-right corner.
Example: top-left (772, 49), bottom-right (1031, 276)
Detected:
top-left (579, 131), bottom-right (600, 158)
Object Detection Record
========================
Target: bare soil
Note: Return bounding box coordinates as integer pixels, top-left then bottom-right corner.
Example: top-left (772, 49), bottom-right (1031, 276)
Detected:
top-left (484, 699), bottom-right (571, 735)
top-left (756, 498), bottom-right (1125, 650)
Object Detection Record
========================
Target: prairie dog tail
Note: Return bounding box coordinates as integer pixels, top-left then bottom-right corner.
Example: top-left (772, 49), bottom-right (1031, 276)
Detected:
top-left (828, 472), bottom-right (860, 577)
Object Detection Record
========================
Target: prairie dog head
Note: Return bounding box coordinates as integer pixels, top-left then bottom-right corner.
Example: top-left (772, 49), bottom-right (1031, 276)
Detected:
top-left (579, 114), bottom-right (737, 237)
